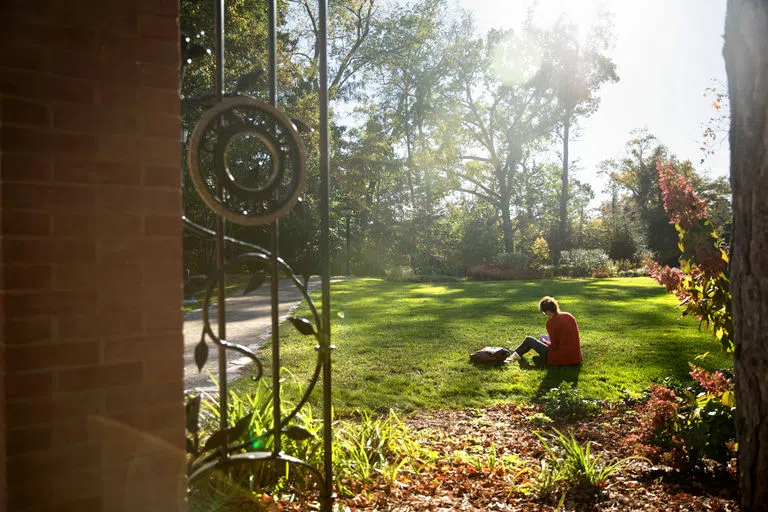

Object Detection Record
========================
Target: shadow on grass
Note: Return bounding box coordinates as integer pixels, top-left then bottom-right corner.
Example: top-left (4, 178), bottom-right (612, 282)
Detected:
top-left (535, 364), bottom-right (582, 396)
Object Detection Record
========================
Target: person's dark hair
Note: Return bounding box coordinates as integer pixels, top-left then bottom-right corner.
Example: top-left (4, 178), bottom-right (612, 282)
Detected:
top-left (539, 296), bottom-right (560, 314)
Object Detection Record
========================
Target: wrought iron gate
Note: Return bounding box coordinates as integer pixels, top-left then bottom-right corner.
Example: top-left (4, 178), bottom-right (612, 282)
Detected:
top-left (182, 1), bottom-right (334, 509)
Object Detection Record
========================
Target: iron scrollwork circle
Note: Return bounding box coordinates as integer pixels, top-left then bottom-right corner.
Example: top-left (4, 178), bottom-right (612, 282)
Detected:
top-left (187, 96), bottom-right (307, 226)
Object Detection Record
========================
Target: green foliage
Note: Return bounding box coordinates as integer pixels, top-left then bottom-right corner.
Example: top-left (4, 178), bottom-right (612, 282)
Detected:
top-left (626, 366), bottom-right (735, 469)
top-left (540, 382), bottom-right (601, 420)
top-left (531, 236), bottom-right (551, 267)
top-left (558, 249), bottom-right (612, 278)
top-left (534, 429), bottom-right (642, 501)
top-left (492, 252), bottom-right (531, 271)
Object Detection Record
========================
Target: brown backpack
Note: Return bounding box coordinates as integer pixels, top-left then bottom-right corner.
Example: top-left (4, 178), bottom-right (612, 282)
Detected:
top-left (469, 346), bottom-right (513, 366)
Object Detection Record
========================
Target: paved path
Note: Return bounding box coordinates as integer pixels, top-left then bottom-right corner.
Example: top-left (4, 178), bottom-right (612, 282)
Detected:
top-left (183, 278), bottom-right (325, 392)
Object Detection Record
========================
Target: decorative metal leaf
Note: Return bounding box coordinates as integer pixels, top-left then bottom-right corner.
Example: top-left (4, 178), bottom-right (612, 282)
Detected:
top-left (230, 413), bottom-right (253, 441)
top-left (284, 425), bottom-right (314, 441)
top-left (243, 271), bottom-right (266, 296)
top-left (194, 339), bottom-right (209, 372)
top-left (235, 68), bottom-right (264, 93)
top-left (290, 117), bottom-right (313, 134)
top-left (289, 317), bottom-right (315, 335)
top-left (202, 428), bottom-right (229, 453)
top-left (186, 44), bottom-right (207, 60)
top-left (185, 395), bottom-right (201, 433)
top-left (201, 414), bottom-right (253, 453)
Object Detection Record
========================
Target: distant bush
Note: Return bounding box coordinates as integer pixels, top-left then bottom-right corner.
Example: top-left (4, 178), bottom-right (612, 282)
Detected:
top-left (559, 249), bottom-right (612, 278)
top-left (492, 252), bottom-right (530, 271)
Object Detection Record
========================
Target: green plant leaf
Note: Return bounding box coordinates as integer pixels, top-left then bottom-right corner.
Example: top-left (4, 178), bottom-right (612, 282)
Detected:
top-left (289, 317), bottom-right (315, 335)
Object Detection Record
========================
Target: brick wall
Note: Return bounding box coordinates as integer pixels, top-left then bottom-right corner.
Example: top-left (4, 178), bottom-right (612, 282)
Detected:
top-left (1, 1), bottom-right (185, 510)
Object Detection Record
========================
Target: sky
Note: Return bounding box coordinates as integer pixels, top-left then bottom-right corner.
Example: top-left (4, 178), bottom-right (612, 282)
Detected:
top-left (455, 0), bottom-right (730, 204)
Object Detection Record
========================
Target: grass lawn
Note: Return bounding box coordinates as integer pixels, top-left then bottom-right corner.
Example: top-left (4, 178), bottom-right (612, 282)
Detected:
top-left (237, 276), bottom-right (732, 415)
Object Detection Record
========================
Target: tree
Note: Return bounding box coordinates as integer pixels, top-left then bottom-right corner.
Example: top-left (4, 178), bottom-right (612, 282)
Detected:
top-left (724, 0), bottom-right (768, 509)
top-left (538, 16), bottom-right (618, 259)
top-left (603, 131), bottom-right (679, 265)
top-left (447, 27), bottom-right (559, 254)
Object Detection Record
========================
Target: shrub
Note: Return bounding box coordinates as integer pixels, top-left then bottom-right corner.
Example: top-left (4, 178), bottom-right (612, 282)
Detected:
top-left (540, 382), bottom-right (601, 420)
top-left (625, 366), bottom-right (735, 469)
top-left (492, 252), bottom-right (530, 271)
top-left (558, 249), bottom-right (611, 278)
top-left (531, 236), bottom-right (551, 267)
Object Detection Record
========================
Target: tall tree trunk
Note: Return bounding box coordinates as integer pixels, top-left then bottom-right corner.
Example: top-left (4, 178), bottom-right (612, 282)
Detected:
top-left (558, 114), bottom-right (571, 260)
top-left (501, 202), bottom-right (514, 254)
top-left (724, 1), bottom-right (768, 510)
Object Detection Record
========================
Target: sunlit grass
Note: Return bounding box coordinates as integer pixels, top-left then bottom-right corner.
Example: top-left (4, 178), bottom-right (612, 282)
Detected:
top-left (237, 277), bottom-right (732, 415)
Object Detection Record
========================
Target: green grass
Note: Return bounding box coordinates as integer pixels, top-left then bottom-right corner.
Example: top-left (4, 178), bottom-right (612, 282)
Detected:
top-left (236, 277), bottom-right (732, 415)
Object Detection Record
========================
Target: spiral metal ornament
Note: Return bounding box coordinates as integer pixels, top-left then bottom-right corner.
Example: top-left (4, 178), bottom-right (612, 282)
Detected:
top-left (187, 96), bottom-right (307, 226)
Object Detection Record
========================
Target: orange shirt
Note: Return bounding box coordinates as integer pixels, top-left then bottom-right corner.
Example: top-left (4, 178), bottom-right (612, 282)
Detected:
top-left (545, 312), bottom-right (583, 366)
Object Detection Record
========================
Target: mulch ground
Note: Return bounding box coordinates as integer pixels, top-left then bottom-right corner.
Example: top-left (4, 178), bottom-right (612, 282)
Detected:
top-left (333, 402), bottom-right (739, 512)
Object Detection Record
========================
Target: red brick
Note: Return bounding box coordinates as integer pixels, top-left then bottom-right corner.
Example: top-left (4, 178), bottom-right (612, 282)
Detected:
top-left (5, 316), bottom-right (53, 345)
top-left (51, 391), bottom-right (105, 419)
top-left (6, 425), bottom-right (52, 455)
top-left (143, 165), bottom-right (180, 187)
top-left (2, 211), bottom-right (51, 236)
top-left (51, 468), bottom-right (103, 505)
top-left (138, 86), bottom-right (180, 115)
top-left (142, 189), bottom-right (181, 215)
top-left (52, 105), bottom-right (139, 135)
top-left (98, 133), bottom-right (141, 163)
top-left (50, 418), bottom-right (89, 447)
top-left (140, 62), bottom-right (178, 88)
top-left (53, 159), bottom-right (142, 186)
top-left (47, 185), bottom-right (97, 213)
top-left (6, 397), bottom-right (54, 427)
top-left (4, 238), bottom-right (96, 265)
top-left (0, 42), bottom-right (51, 72)
top-left (96, 214), bottom-right (143, 238)
top-left (52, 264), bottom-right (103, 291)
top-left (144, 214), bottom-right (180, 236)
top-left (56, 313), bottom-right (103, 342)
top-left (4, 264), bottom-right (52, 290)
top-left (5, 371), bottom-right (54, 399)
top-left (95, 186), bottom-right (142, 214)
top-left (46, 48), bottom-right (102, 81)
top-left (100, 34), bottom-right (140, 62)
top-left (51, 213), bottom-right (96, 237)
top-left (6, 341), bottom-right (100, 372)
top-left (141, 137), bottom-right (182, 166)
top-left (143, 307), bottom-right (182, 333)
top-left (57, 362), bottom-right (143, 392)
top-left (2, 126), bottom-right (98, 155)
top-left (1, 153), bottom-right (53, 182)
top-left (149, 403), bottom-right (184, 430)
top-left (0, 69), bottom-right (96, 104)
top-left (139, 14), bottom-right (178, 41)
top-left (139, 39), bottom-right (179, 66)
top-left (5, 290), bottom-right (100, 317)
top-left (103, 334), bottom-right (180, 364)
top-left (141, 112), bottom-right (180, 139)
top-left (97, 58), bottom-right (142, 85)
top-left (1, 97), bottom-right (50, 127)
top-left (96, 83), bottom-right (139, 109)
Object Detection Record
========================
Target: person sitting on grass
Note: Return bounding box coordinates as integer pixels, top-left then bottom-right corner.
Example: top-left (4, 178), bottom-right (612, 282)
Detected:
top-left (508, 296), bottom-right (583, 367)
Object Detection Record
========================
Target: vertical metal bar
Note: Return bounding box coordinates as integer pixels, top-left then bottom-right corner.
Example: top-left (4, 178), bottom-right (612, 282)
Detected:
top-left (214, 0), bottom-right (228, 432)
top-left (268, 0), bottom-right (282, 458)
top-left (318, 0), bottom-right (334, 509)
